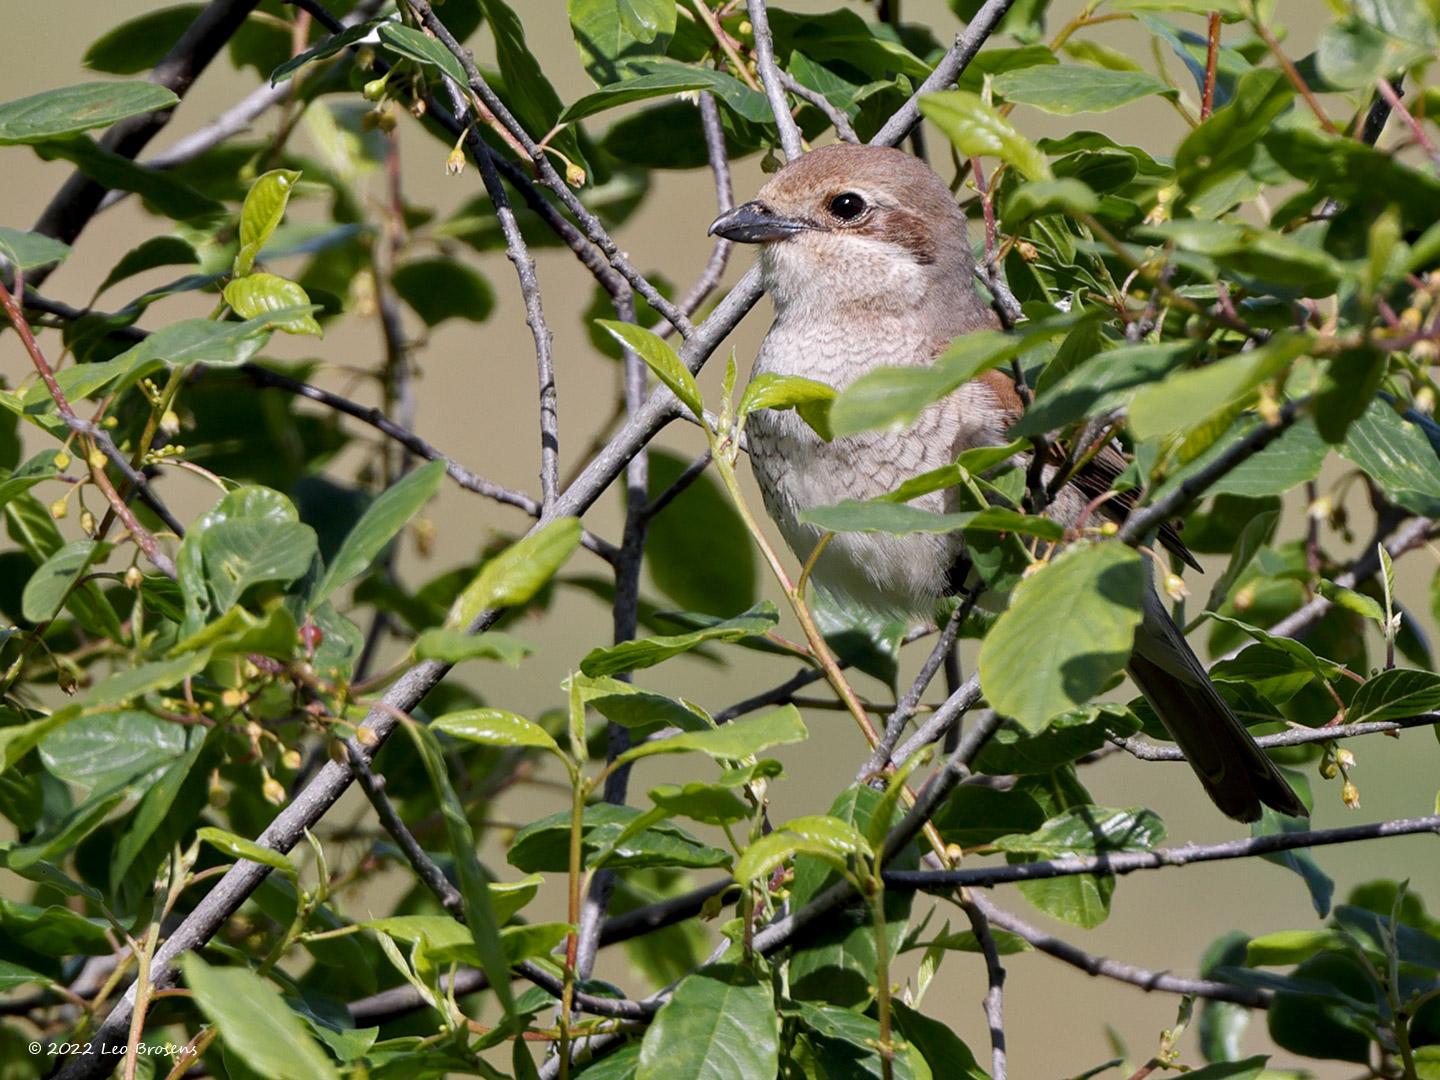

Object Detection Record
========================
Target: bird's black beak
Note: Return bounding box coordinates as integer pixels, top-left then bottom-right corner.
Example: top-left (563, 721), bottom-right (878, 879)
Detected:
top-left (708, 200), bottom-right (812, 243)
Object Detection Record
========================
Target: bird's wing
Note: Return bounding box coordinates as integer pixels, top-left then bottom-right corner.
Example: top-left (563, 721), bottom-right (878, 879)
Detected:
top-left (964, 367), bottom-right (1200, 572)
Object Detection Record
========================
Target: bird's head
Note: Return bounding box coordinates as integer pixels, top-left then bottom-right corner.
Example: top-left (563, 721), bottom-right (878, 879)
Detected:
top-left (708, 143), bottom-right (977, 314)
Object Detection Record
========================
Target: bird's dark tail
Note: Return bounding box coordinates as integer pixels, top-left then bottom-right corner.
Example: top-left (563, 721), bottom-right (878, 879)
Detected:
top-left (1128, 589), bottom-right (1307, 823)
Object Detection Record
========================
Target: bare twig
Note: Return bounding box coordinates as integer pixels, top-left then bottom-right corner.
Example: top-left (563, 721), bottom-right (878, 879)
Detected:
top-left (884, 675), bottom-right (986, 773)
top-left (404, 0), bottom-right (694, 338)
top-left (657, 93), bottom-right (735, 338)
top-left (870, 0), bottom-right (1019, 147)
top-left (1375, 76), bottom-right (1440, 171)
top-left (1114, 713), bottom-right (1439, 760)
top-left (1225, 514), bottom-right (1432, 658)
top-left (884, 814), bottom-right (1440, 891)
top-left (1201, 12), bottom-right (1221, 121)
top-left (960, 893), bottom-right (1008, 1080)
top-left (437, 81), bottom-right (559, 510)
top-left (778, 69), bottom-right (859, 143)
top-left (1118, 399), bottom-right (1302, 546)
top-left (0, 280), bottom-right (177, 578)
top-left (970, 893), bottom-right (1270, 1008)
top-left (747, 0), bottom-right (805, 161)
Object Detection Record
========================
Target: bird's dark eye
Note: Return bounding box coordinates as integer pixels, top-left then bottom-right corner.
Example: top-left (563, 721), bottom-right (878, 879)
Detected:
top-left (827, 192), bottom-right (866, 221)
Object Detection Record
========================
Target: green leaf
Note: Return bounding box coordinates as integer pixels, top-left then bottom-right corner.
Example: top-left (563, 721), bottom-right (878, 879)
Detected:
top-left (1340, 401), bottom-right (1440, 517)
top-left (0, 82), bottom-right (179, 144)
top-left (1346, 669), bottom-right (1440, 726)
top-left (0, 227), bottom-right (71, 271)
top-left (0, 896), bottom-right (112, 956)
top-left (738, 373), bottom-right (837, 437)
top-left (35, 135), bottom-right (226, 224)
top-left (182, 954), bottom-right (340, 1080)
top-left (579, 602), bottom-right (778, 676)
top-left (413, 628), bottom-right (532, 666)
top-left (9, 783), bottom-right (128, 871)
top-left (96, 235), bottom-right (199, 296)
top-left (648, 781), bottom-right (751, 825)
top-left (618, 704), bottom-right (806, 767)
top-left (1318, 16), bottom-right (1433, 90)
top-left (974, 705), bottom-right (1141, 776)
top-left (919, 90), bottom-right (1051, 181)
top-left (996, 805), bottom-right (1166, 857)
top-left (568, 0), bottom-right (677, 84)
top-left (1128, 334), bottom-right (1312, 443)
top-left (0, 708), bottom-right (77, 775)
top-left (196, 827), bottom-right (297, 874)
top-left (736, 813), bottom-right (873, 885)
top-left (1181, 1058), bottom-right (1270, 1080)
top-left (892, 1000), bottom-right (988, 1080)
top-left (312, 459), bottom-right (445, 606)
top-left (800, 501), bottom-right (981, 535)
top-left (376, 22), bottom-right (468, 86)
top-left (643, 450), bottom-right (757, 616)
top-left (508, 803), bottom-right (730, 873)
top-left (995, 64), bottom-right (1173, 114)
top-left (222, 273), bottom-right (323, 336)
top-left (89, 651), bottom-right (211, 708)
top-left (392, 257), bottom-right (495, 326)
top-left (445, 517), bottom-right (583, 628)
top-left (636, 965), bottom-right (778, 1080)
top-left (1001, 178), bottom-right (1099, 230)
top-left (38, 709), bottom-right (187, 791)
top-left (20, 539), bottom-right (110, 623)
top-left (270, 18), bottom-right (386, 84)
top-left (0, 959), bottom-right (52, 992)
top-left (83, 6), bottom-right (204, 73)
top-left (1010, 340), bottom-right (1196, 437)
top-left (405, 721), bottom-right (522, 1020)
top-left (561, 64), bottom-right (766, 124)
top-left (980, 542), bottom-right (1145, 731)
top-left (931, 783), bottom-right (1048, 847)
top-left (1246, 929), bottom-right (1349, 966)
top-left (432, 707), bottom-right (563, 757)
top-left (597, 319), bottom-right (701, 417)
top-left (234, 168), bottom-right (302, 277)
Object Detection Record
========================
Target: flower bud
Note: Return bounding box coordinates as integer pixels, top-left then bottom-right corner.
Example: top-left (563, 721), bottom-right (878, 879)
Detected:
top-left (1341, 781), bottom-right (1360, 809)
top-left (362, 76), bottom-right (388, 102)
top-left (222, 689), bottom-right (248, 708)
top-left (50, 497), bottom-right (68, 520)
top-left (1319, 758), bottom-right (1338, 779)
top-left (1335, 748), bottom-right (1355, 769)
top-left (79, 509), bottom-right (96, 535)
top-left (263, 776), bottom-right (287, 806)
top-left (88, 448), bottom-right (107, 469)
top-left (54, 451), bottom-right (71, 471)
top-left (282, 749), bottom-right (302, 770)
top-left (124, 566), bottom-right (144, 590)
top-left (446, 146), bottom-right (466, 176)
top-left (564, 160), bottom-right (586, 187)
top-left (1162, 573), bottom-right (1189, 602)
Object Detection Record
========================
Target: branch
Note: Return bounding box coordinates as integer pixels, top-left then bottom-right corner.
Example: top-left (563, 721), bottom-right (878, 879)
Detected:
top-left (747, 0), bottom-right (805, 161)
top-left (959, 893), bottom-right (1008, 1080)
top-left (1224, 513), bottom-right (1432, 659)
top-left (1113, 712), bottom-right (1439, 760)
top-left (1117, 399), bottom-right (1302, 546)
top-left (869, 0), bottom-right (1019, 147)
top-left (883, 814), bottom-right (1440, 891)
top-left (29, 0), bottom-right (263, 262)
top-left (969, 893), bottom-right (1271, 1009)
top-left (0, 279), bottom-right (177, 579)
top-left (404, 0), bottom-right (694, 338)
top-left (778, 70), bottom-right (859, 144)
top-left (883, 676), bottom-right (985, 774)
top-left (438, 81), bottom-right (560, 510)
top-left (656, 92), bottom-right (734, 338)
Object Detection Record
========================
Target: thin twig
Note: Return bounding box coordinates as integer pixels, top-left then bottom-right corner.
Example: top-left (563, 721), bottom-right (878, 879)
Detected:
top-left (1251, 17), bottom-right (1339, 135)
top-left (884, 814), bottom-right (1440, 891)
top-left (778, 69), bottom-right (859, 143)
top-left (884, 676), bottom-right (985, 773)
top-left (970, 894), bottom-right (1270, 1008)
top-left (960, 893), bottom-right (1008, 1080)
top-left (658, 93), bottom-right (734, 337)
top-left (1201, 12), bottom-right (1220, 121)
top-left (1114, 713), bottom-right (1439, 760)
top-left (405, 0), bottom-right (694, 338)
top-left (864, 594), bottom-right (974, 777)
top-left (1375, 76), bottom-right (1440, 171)
top-left (747, 0), bottom-right (805, 161)
top-left (1118, 399), bottom-right (1302, 546)
top-left (869, 0), bottom-right (1019, 147)
top-left (438, 80), bottom-right (559, 510)
top-left (0, 280), bottom-right (177, 578)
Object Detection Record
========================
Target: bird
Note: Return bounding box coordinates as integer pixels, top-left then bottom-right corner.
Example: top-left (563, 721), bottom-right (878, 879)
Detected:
top-left (708, 142), bottom-right (1306, 823)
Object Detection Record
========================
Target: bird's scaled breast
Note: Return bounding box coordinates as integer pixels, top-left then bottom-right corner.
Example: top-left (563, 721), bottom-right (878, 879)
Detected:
top-left (745, 320), bottom-right (975, 616)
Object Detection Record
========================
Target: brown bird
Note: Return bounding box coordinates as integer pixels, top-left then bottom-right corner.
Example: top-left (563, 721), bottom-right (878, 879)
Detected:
top-left (709, 143), bottom-right (1305, 823)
